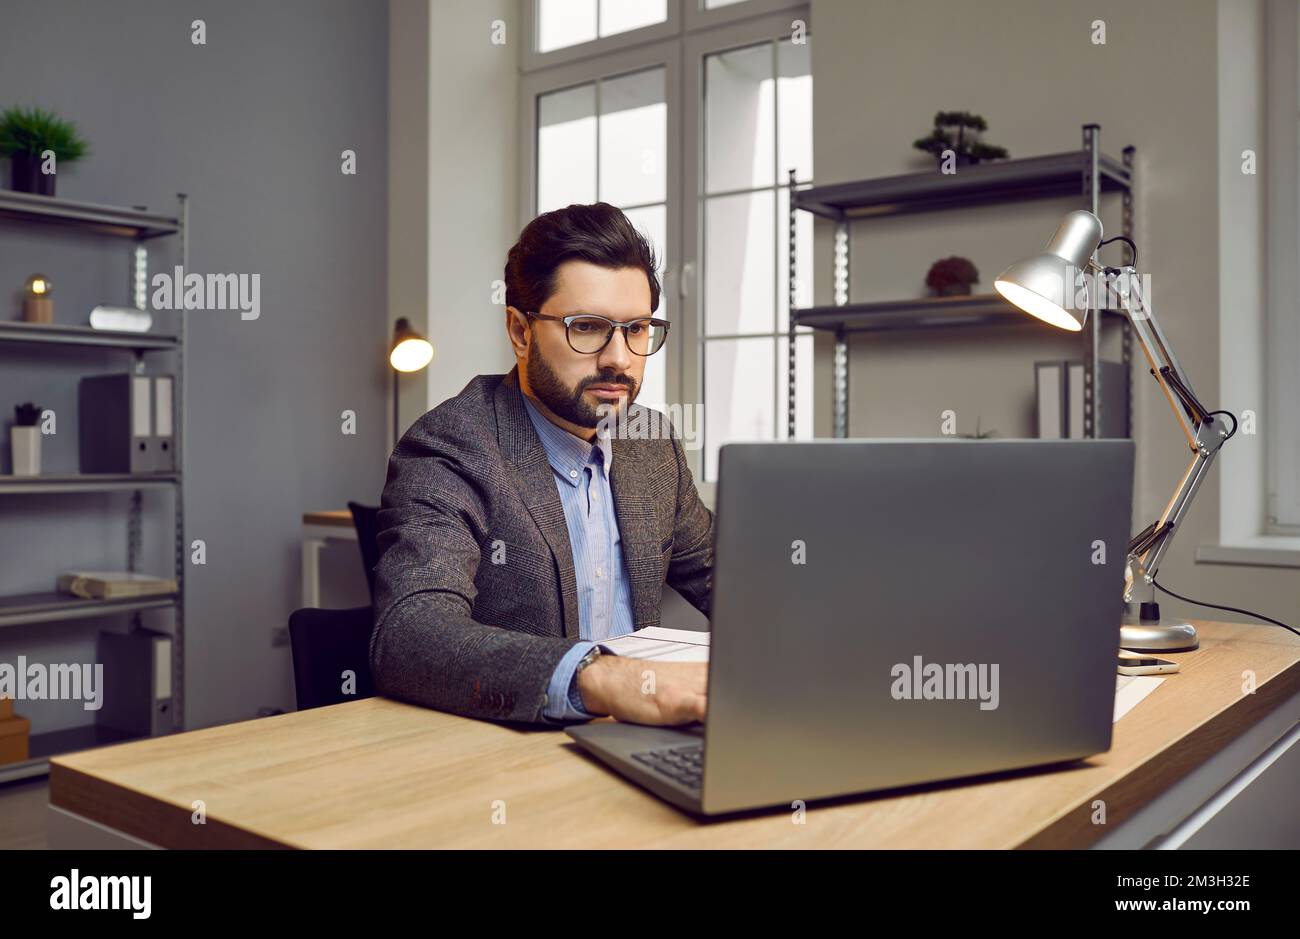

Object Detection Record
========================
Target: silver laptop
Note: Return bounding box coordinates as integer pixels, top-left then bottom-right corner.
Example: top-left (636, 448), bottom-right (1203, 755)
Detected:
top-left (567, 439), bottom-right (1135, 816)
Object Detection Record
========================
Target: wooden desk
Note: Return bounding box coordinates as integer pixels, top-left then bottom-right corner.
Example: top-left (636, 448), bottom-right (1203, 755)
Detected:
top-left (48, 620), bottom-right (1300, 849)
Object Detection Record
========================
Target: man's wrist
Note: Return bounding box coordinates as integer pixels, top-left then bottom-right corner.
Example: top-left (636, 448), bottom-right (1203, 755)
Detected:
top-left (576, 651), bottom-right (613, 715)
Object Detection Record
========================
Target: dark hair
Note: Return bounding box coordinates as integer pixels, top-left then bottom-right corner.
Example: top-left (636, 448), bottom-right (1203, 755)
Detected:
top-left (504, 202), bottom-right (660, 315)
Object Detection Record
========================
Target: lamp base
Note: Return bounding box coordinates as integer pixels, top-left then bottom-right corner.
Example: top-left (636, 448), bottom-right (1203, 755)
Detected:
top-left (1121, 602), bottom-right (1199, 651)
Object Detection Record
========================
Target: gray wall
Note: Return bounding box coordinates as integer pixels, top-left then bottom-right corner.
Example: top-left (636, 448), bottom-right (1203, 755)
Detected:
top-left (810, 0), bottom-right (1299, 628)
top-left (0, 0), bottom-right (387, 732)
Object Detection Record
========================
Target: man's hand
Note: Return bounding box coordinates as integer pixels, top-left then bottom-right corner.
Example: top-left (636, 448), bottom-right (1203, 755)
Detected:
top-left (577, 654), bottom-right (707, 725)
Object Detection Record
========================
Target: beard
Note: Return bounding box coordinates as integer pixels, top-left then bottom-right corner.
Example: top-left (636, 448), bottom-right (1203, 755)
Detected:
top-left (527, 340), bottom-right (639, 429)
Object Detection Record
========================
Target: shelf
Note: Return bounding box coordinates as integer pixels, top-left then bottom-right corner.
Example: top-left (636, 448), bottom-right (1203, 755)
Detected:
top-left (0, 190), bottom-right (180, 239)
top-left (793, 150), bottom-right (1132, 220)
top-left (0, 473), bottom-right (179, 495)
top-left (794, 293), bottom-right (1125, 334)
top-left (0, 724), bottom-right (143, 784)
top-left (0, 591), bottom-right (177, 629)
top-left (0, 320), bottom-right (178, 350)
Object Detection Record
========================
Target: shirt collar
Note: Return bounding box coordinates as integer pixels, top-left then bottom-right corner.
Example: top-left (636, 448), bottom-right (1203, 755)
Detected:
top-left (521, 392), bottom-right (613, 487)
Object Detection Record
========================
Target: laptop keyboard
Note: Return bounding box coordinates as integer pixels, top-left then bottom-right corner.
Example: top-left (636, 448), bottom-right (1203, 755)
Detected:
top-left (631, 743), bottom-right (704, 790)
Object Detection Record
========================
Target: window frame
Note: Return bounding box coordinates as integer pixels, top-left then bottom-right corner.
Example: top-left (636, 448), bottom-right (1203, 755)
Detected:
top-left (521, 0), bottom-right (682, 71)
top-left (682, 7), bottom-right (813, 482)
top-left (1265, 0), bottom-right (1300, 533)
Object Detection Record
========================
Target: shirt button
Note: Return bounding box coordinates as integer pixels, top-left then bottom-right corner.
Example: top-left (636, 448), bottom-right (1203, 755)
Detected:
top-left (596, 565), bottom-right (604, 577)
top-left (569, 469), bottom-right (578, 478)
top-left (591, 491), bottom-right (599, 503)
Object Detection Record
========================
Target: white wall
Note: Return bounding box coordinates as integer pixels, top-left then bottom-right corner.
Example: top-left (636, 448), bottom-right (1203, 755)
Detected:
top-left (810, 0), bottom-right (1299, 626)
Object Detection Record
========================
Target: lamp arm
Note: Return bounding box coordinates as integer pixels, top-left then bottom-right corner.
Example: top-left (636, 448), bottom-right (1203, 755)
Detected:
top-left (1096, 266), bottom-right (1233, 603)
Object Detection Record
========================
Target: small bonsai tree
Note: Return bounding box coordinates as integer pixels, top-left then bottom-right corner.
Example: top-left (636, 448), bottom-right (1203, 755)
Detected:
top-left (0, 107), bottom-right (90, 162)
top-left (913, 111), bottom-right (1008, 165)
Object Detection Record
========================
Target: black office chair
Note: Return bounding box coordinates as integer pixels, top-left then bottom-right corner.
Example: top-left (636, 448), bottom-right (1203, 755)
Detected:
top-left (288, 606), bottom-right (377, 711)
top-left (347, 501), bottom-right (382, 602)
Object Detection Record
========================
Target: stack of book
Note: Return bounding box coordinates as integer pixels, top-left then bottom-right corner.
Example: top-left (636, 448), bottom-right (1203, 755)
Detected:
top-left (57, 571), bottom-right (178, 600)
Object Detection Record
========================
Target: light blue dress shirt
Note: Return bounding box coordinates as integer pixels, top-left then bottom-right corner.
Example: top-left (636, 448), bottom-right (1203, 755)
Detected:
top-left (520, 394), bottom-right (636, 722)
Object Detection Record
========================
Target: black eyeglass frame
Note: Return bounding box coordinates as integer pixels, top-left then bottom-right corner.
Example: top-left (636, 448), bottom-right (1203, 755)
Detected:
top-left (522, 311), bottom-right (670, 356)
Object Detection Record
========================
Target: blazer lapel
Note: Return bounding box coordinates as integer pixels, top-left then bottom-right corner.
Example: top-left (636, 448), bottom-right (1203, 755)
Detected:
top-left (494, 368), bottom-right (581, 640)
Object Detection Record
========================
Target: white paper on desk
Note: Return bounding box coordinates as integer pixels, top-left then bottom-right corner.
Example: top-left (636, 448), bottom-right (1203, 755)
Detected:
top-left (1114, 674), bottom-right (1165, 723)
top-left (602, 634), bottom-right (1167, 719)
top-left (601, 627), bottom-right (710, 662)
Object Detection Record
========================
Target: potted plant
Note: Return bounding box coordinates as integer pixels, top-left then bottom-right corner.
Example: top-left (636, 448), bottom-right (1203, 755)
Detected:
top-left (913, 111), bottom-right (1008, 168)
top-left (0, 106), bottom-right (90, 196)
top-left (926, 256), bottom-right (980, 296)
top-left (958, 418), bottom-right (998, 439)
top-left (10, 402), bottom-right (42, 476)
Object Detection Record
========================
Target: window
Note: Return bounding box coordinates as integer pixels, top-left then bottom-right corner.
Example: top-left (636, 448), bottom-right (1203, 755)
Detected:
top-left (1266, 0), bottom-right (1300, 531)
top-left (534, 65), bottom-right (670, 411)
top-left (523, 0), bottom-right (812, 483)
top-left (698, 34), bottom-right (813, 480)
top-left (536, 0), bottom-right (669, 54)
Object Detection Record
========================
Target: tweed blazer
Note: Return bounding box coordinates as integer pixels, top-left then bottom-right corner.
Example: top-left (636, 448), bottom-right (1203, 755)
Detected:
top-left (369, 366), bottom-right (714, 724)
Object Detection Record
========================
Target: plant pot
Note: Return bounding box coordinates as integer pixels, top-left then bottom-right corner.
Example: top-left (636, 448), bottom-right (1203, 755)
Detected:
top-left (10, 152), bottom-right (55, 196)
top-left (9, 426), bottom-right (40, 476)
top-left (934, 283), bottom-right (974, 297)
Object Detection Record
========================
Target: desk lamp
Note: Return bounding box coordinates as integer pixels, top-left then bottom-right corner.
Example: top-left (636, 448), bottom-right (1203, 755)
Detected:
top-left (994, 210), bottom-right (1235, 651)
top-left (389, 317), bottom-right (433, 446)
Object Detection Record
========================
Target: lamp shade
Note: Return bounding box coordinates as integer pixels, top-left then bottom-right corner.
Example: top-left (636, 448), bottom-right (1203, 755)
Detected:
top-left (993, 209), bottom-right (1104, 332)
top-left (389, 317), bottom-right (433, 372)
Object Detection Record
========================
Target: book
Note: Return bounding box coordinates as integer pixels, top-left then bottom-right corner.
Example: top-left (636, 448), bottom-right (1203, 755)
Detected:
top-left (57, 572), bottom-right (178, 600)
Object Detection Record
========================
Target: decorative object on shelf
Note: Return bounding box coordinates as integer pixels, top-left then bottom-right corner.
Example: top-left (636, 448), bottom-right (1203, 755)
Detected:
top-left (9, 402), bottom-right (42, 476)
top-left (58, 571), bottom-right (178, 600)
top-left (88, 304), bottom-right (153, 333)
top-left (390, 317), bottom-right (434, 444)
top-left (0, 106), bottom-right (90, 196)
top-left (925, 256), bottom-right (980, 296)
top-left (913, 111), bottom-right (1009, 168)
top-left (22, 273), bottom-right (53, 323)
top-left (996, 209), bottom-right (1233, 653)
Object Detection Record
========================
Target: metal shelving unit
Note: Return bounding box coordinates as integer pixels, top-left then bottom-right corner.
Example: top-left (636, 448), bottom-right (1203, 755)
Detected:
top-left (788, 124), bottom-right (1135, 439)
top-left (0, 321), bottom-right (179, 350)
top-left (0, 190), bottom-right (187, 782)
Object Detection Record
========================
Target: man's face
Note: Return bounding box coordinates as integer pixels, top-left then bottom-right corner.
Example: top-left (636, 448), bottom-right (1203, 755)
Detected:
top-left (512, 260), bottom-right (651, 432)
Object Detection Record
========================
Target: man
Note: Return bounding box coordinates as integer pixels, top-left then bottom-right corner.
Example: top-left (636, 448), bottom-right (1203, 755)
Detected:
top-left (370, 203), bottom-right (713, 727)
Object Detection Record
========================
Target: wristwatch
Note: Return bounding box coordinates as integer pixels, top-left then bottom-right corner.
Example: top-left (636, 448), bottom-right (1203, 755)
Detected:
top-left (570, 646), bottom-right (603, 713)
top-left (575, 645), bottom-right (602, 677)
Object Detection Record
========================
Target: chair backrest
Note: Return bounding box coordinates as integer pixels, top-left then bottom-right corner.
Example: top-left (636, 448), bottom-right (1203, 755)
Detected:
top-left (347, 501), bottom-right (382, 601)
top-left (288, 606), bottom-right (376, 711)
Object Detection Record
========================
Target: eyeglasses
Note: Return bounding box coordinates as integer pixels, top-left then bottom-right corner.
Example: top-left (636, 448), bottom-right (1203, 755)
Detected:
top-left (524, 312), bottom-right (669, 356)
